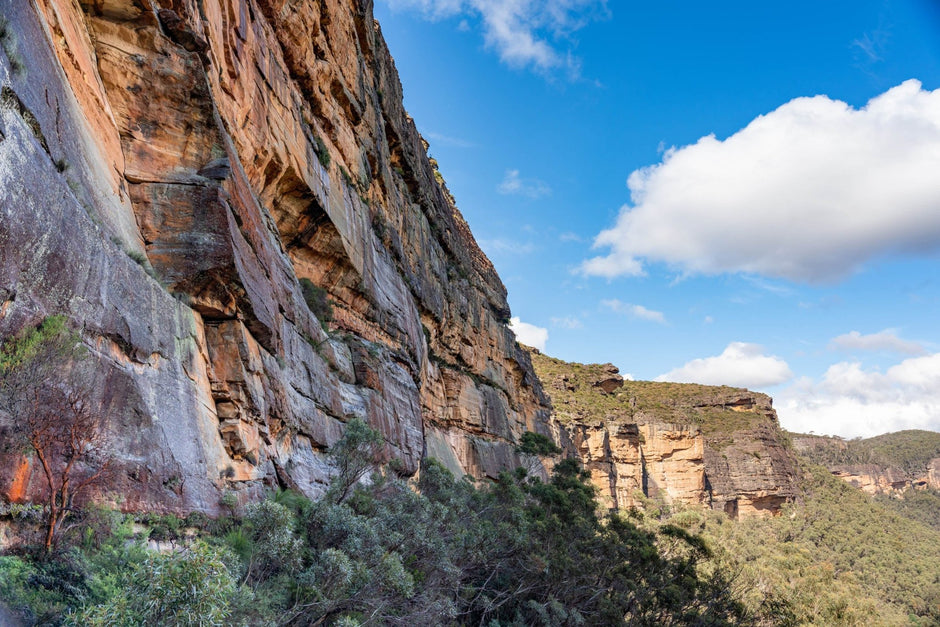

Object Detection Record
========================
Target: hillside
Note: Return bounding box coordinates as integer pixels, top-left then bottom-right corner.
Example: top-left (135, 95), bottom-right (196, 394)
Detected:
top-left (793, 430), bottom-right (940, 479)
top-left (792, 430), bottom-right (940, 532)
top-left (530, 350), bottom-right (800, 517)
top-left (635, 457), bottom-right (940, 625)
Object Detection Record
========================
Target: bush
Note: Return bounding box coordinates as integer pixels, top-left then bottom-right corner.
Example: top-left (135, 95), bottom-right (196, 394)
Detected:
top-left (80, 541), bottom-right (236, 626)
top-left (314, 135), bottom-right (331, 168)
top-left (300, 278), bottom-right (333, 329)
top-left (517, 431), bottom-right (562, 456)
top-left (0, 422), bottom-right (750, 626)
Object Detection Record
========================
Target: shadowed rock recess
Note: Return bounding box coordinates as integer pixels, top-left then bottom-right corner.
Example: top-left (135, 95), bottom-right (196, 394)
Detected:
top-left (530, 350), bottom-right (800, 518)
top-left (0, 0), bottom-right (551, 514)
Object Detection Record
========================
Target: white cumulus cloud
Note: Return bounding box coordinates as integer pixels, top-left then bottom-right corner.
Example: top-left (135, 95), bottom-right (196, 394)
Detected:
top-left (601, 299), bottom-right (665, 323)
top-left (776, 353), bottom-right (940, 438)
top-left (509, 316), bottom-right (548, 351)
top-left (385, 0), bottom-right (607, 73)
top-left (656, 342), bottom-right (793, 389)
top-left (828, 329), bottom-right (927, 355)
top-left (581, 80), bottom-right (940, 283)
top-left (498, 169), bottom-right (551, 198)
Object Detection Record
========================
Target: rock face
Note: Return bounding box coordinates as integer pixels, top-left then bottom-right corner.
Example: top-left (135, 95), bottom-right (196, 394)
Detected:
top-left (792, 432), bottom-right (940, 496)
top-left (561, 420), bottom-right (707, 511)
top-left (534, 351), bottom-right (799, 517)
top-left (0, 0), bottom-right (550, 514)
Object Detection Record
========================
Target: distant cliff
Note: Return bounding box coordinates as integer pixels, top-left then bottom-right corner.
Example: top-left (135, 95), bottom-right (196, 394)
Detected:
top-left (530, 350), bottom-right (800, 517)
top-left (792, 431), bottom-right (940, 495)
top-left (0, 0), bottom-right (550, 514)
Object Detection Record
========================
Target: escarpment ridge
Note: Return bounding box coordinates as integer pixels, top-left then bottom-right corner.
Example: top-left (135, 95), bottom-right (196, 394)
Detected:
top-left (0, 0), bottom-right (551, 514)
top-left (793, 430), bottom-right (940, 495)
top-left (529, 350), bottom-right (801, 517)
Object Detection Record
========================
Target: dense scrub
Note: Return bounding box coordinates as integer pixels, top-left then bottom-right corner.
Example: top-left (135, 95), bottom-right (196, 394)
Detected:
top-left (0, 419), bottom-right (746, 626)
top-left (873, 487), bottom-right (940, 532)
top-left (639, 460), bottom-right (940, 626)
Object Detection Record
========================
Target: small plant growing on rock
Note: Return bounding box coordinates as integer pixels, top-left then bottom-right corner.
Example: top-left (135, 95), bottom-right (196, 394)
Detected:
top-left (314, 134), bottom-right (331, 167)
top-left (220, 489), bottom-right (238, 510)
top-left (0, 18), bottom-right (24, 76)
top-left (299, 277), bottom-right (333, 329)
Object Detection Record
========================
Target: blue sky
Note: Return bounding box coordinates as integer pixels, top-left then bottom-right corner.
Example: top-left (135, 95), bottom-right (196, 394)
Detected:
top-left (374, 0), bottom-right (940, 438)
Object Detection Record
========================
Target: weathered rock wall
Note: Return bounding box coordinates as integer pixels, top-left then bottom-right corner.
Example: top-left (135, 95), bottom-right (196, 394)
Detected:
top-left (561, 419), bottom-right (707, 511)
top-left (0, 0), bottom-right (550, 514)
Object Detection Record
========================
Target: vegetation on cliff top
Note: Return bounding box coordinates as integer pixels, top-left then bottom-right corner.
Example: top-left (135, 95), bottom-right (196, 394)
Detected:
top-left (529, 350), bottom-right (768, 437)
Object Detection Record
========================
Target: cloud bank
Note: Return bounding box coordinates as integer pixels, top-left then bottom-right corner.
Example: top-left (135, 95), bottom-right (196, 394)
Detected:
top-left (656, 342), bottom-right (793, 389)
top-left (385, 0), bottom-right (607, 72)
top-left (581, 80), bottom-right (940, 283)
top-left (777, 353), bottom-right (940, 438)
top-left (509, 316), bottom-right (548, 351)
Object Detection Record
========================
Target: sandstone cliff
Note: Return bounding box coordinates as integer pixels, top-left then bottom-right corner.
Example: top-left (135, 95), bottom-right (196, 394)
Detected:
top-left (531, 350), bottom-right (799, 517)
top-left (792, 431), bottom-right (940, 495)
top-left (0, 0), bottom-right (551, 514)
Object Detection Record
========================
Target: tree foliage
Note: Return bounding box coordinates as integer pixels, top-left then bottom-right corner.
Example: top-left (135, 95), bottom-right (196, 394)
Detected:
top-left (79, 541), bottom-right (236, 626)
top-left (0, 316), bottom-right (111, 552)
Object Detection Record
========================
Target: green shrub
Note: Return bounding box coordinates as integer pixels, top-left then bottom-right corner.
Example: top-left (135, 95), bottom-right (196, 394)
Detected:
top-left (0, 314), bottom-right (69, 374)
top-left (80, 541), bottom-right (236, 626)
top-left (314, 134), bottom-right (331, 168)
top-left (243, 500), bottom-right (303, 579)
top-left (517, 431), bottom-right (562, 456)
top-left (299, 277), bottom-right (333, 329)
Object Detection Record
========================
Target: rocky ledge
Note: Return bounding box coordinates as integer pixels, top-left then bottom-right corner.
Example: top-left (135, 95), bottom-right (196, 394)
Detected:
top-left (792, 432), bottom-right (940, 495)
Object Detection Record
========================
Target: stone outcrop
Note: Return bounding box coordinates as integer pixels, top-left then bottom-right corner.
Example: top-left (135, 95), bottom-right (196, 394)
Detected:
top-left (533, 351), bottom-right (799, 517)
top-left (561, 420), bottom-right (706, 511)
top-left (0, 0), bottom-right (550, 514)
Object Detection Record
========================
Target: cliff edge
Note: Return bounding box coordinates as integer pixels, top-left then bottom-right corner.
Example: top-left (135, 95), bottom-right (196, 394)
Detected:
top-left (530, 350), bottom-right (800, 517)
top-left (793, 430), bottom-right (940, 495)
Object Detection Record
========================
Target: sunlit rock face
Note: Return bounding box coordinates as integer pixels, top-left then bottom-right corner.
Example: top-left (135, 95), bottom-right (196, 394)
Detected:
top-left (533, 351), bottom-right (800, 517)
top-left (0, 0), bottom-right (550, 513)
